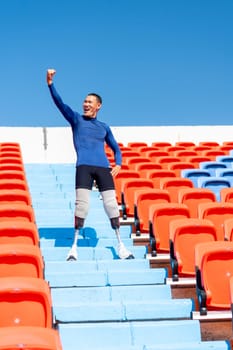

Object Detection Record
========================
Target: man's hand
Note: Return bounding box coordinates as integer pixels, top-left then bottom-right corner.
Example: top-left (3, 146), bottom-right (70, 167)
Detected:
top-left (111, 165), bottom-right (121, 177)
top-left (47, 69), bottom-right (56, 85)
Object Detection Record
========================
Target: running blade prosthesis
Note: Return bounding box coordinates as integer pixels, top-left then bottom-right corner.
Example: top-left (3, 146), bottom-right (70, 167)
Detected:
top-left (66, 245), bottom-right (78, 261)
top-left (118, 242), bottom-right (135, 259)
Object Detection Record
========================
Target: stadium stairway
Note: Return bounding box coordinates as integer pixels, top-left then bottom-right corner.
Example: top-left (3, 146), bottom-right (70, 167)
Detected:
top-left (25, 163), bottom-right (230, 350)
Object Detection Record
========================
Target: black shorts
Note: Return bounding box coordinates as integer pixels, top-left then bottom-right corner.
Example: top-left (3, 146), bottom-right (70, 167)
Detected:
top-left (75, 165), bottom-right (115, 191)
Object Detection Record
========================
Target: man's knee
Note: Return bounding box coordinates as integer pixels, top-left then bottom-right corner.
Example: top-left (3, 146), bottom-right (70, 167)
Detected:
top-left (75, 188), bottom-right (90, 218)
top-left (101, 190), bottom-right (119, 219)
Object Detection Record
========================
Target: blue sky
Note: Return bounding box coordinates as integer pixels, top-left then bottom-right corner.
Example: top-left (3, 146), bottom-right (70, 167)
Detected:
top-left (0, 0), bottom-right (232, 127)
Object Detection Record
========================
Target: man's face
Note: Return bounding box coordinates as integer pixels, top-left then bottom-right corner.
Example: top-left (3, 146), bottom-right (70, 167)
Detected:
top-left (83, 95), bottom-right (101, 118)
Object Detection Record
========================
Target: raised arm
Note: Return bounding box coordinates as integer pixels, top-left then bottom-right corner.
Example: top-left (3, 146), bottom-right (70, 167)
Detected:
top-left (47, 69), bottom-right (56, 85)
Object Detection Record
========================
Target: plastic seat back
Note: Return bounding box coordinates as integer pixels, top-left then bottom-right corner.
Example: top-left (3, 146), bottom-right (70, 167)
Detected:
top-left (155, 156), bottom-right (181, 169)
top-left (223, 218), bottom-right (233, 241)
top-left (0, 327), bottom-right (63, 350)
top-left (134, 188), bottom-right (171, 233)
top-left (167, 161), bottom-right (196, 176)
top-left (201, 150), bottom-right (228, 160)
top-left (198, 202), bottom-right (233, 240)
top-left (198, 177), bottom-right (231, 201)
top-left (113, 170), bottom-right (140, 204)
top-left (0, 221), bottom-right (39, 245)
top-left (127, 142), bottom-right (148, 150)
top-left (147, 169), bottom-right (176, 188)
top-left (0, 179), bottom-right (28, 191)
top-left (184, 156), bottom-right (212, 168)
top-left (181, 169), bottom-right (211, 187)
top-left (175, 141), bottom-right (196, 148)
top-left (199, 161), bottom-right (229, 175)
top-left (127, 157), bottom-right (151, 170)
top-left (0, 277), bottom-right (53, 327)
top-left (134, 162), bottom-right (162, 177)
top-left (121, 178), bottom-right (154, 218)
top-left (0, 189), bottom-right (32, 205)
top-left (221, 188), bottom-right (233, 203)
top-left (159, 177), bottom-right (194, 202)
top-left (151, 141), bottom-right (172, 149)
top-left (0, 244), bottom-right (44, 278)
top-left (178, 188), bottom-right (216, 218)
top-left (146, 150), bottom-right (170, 161)
top-left (0, 204), bottom-right (35, 223)
top-left (169, 218), bottom-right (217, 280)
top-left (149, 203), bottom-right (190, 254)
top-left (0, 156), bottom-right (23, 165)
top-left (195, 241), bottom-right (233, 314)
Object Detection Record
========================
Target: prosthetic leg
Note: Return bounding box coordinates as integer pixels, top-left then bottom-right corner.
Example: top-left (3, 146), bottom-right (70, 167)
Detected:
top-left (102, 190), bottom-right (135, 259)
top-left (66, 189), bottom-right (90, 261)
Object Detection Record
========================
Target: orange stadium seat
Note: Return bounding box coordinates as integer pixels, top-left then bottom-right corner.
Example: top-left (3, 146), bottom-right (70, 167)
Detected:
top-left (0, 179), bottom-right (28, 191)
top-left (184, 156), bottom-right (212, 168)
top-left (0, 156), bottom-right (23, 165)
top-left (149, 203), bottom-right (190, 255)
top-left (146, 150), bottom-right (170, 161)
top-left (195, 241), bottom-right (233, 314)
top-left (169, 218), bottom-right (217, 281)
top-left (167, 161), bottom-right (196, 176)
top-left (222, 141), bottom-right (233, 147)
top-left (0, 189), bottom-right (32, 205)
top-left (0, 276), bottom-right (53, 328)
top-left (113, 170), bottom-right (140, 204)
top-left (223, 218), bottom-right (233, 241)
top-left (0, 221), bottom-right (39, 245)
top-left (155, 156), bottom-right (181, 169)
top-left (198, 141), bottom-right (220, 148)
top-left (127, 157), bottom-right (152, 170)
top-left (173, 150), bottom-right (198, 160)
top-left (134, 162), bottom-right (162, 178)
top-left (0, 203), bottom-right (35, 223)
top-left (178, 188), bottom-right (216, 218)
top-left (0, 170), bottom-right (26, 182)
top-left (220, 188), bottom-right (233, 203)
top-left (147, 169), bottom-right (176, 188)
top-left (159, 177), bottom-right (194, 202)
top-left (127, 142), bottom-right (148, 150)
top-left (0, 326), bottom-right (63, 350)
top-left (0, 244), bottom-right (44, 278)
top-left (200, 149), bottom-right (228, 160)
top-left (198, 202), bottom-right (233, 240)
top-left (175, 141), bottom-right (196, 148)
top-left (0, 163), bottom-right (25, 172)
top-left (0, 142), bottom-right (21, 150)
top-left (164, 146), bottom-right (186, 154)
top-left (151, 141), bottom-right (172, 149)
top-left (121, 178), bottom-right (154, 219)
top-left (134, 188), bottom-right (171, 234)
top-left (137, 146), bottom-right (159, 156)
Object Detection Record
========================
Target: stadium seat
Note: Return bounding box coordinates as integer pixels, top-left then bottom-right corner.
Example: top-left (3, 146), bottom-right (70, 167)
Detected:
top-left (0, 156), bottom-right (23, 165)
top-left (0, 163), bottom-right (25, 172)
top-left (145, 150), bottom-right (169, 161)
top-left (216, 155), bottom-right (233, 166)
top-left (134, 188), bottom-right (171, 234)
top-left (127, 142), bottom-right (148, 150)
top-left (200, 150), bottom-right (228, 160)
top-left (0, 169), bottom-right (27, 181)
top-left (184, 156), bottom-right (212, 168)
top-left (155, 156), bottom-right (181, 169)
top-left (0, 142), bottom-right (21, 150)
top-left (167, 161), bottom-right (196, 176)
top-left (169, 218), bottom-right (217, 281)
top-left (121, 178), bottom-right (154, 219)
top-left (215, 169), bottom-right (233, 184)
top-left (164, 146), bottom-right (186, 154)
top-left (0, 326), bottom-right (63, 350)
top-left (149, 203), bottom-right (190, 255)
top-left (151, 141), bottom-right (172, 149)
top-left (0, 203), bottom-right (35, 223)
top-left (0, 221), bottom-right (39, 245)
top-left (198, 202), bottom-right (233, 240)
top-left (178, 188), bottom-right (216, 218)
top-left (172, 150), bottom-right (198, 160)
top-left (181, 168), bottom-right (212, 187)
top-left (197, 177), bottom-right (231, 201)
top-left (0, 179), bottom-right (29, 191)
top-left (0, 244), bottom-right (44, 278)
top-left (223, 218), bottom-right (233, 241)
top-left (195, 241), bottom-right (233, 314)
top-left (134, 162), bottom-right (162, 178)
top-left (0, 276), bottom-right (53, 327)
top-left (159, 177), bottom-right (194, 202)
top-left (0, 151), bottom-right (23, 160)
top-left (198, 141), bottom-right (220, 148)
top-left (127, 157), bottom-right (152, 170)
top-left (222, 141), bottom-right (233, 147)
top-left (113, 170), bottom-right (140, 204)
top-left (137, 146), bottom-right (159, 156)
top-left (199, 161), bottom-right (229, 175)
top-left (220, 188), bottom-right (233, 203)
top-left (175, 141), bottom-right (196, 148)
top-left (0, 189), bottom-right (32, 205)
top-left (147, 169), bottom-right (176, 188)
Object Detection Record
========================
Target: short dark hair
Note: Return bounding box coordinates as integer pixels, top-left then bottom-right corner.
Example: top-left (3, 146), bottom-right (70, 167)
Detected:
top-left (88, 93), bottom-right (102, 104)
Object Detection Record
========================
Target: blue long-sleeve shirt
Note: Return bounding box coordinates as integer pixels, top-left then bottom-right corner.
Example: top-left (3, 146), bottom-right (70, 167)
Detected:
top-left (48, 84), bottom-right (122, 168)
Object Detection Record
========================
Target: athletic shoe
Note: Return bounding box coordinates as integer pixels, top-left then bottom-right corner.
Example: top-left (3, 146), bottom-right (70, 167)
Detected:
top-left (66, 245), bottom-right (78, 261)
top-left (117, 242), bottom-right (135, 259)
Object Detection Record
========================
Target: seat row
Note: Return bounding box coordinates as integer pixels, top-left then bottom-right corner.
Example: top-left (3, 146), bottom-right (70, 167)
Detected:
top-left (0, 142), bottom-right (63, 350)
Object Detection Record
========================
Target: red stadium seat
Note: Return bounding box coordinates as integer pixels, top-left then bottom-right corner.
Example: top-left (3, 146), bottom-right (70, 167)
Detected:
top-left (159, 177), bottom-right (194, 202)
top-left (113, 170), bottom-right (140, 204)
top-left (0, 277), bottom-right (53, 327)
top-left (169, 218), bottom-right (217, 281)
top-left (0, 189), bottom-right (32, 205)
top-left (0, 221), bottom-right (39, 245)
top-left (149, 203), bottom-right (190, 255)
top-left (0, 203), bottom-right (35, 223)
top-left (195, 241), bottom-right (233, 314)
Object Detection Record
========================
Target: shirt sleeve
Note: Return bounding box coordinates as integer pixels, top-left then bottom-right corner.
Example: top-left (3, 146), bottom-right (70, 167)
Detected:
top-left (105, 126), bottom-right (122, 166)
top-left (48, 83), bottom-right (77, 125)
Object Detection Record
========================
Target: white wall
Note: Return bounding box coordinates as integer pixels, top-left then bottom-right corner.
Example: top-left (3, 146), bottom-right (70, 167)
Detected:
top-left (1, 125), bottom-right (233, 163)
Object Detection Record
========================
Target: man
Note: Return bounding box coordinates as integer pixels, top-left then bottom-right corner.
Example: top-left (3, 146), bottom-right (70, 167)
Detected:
top-left (46, 69), bottom-right (134, 260)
